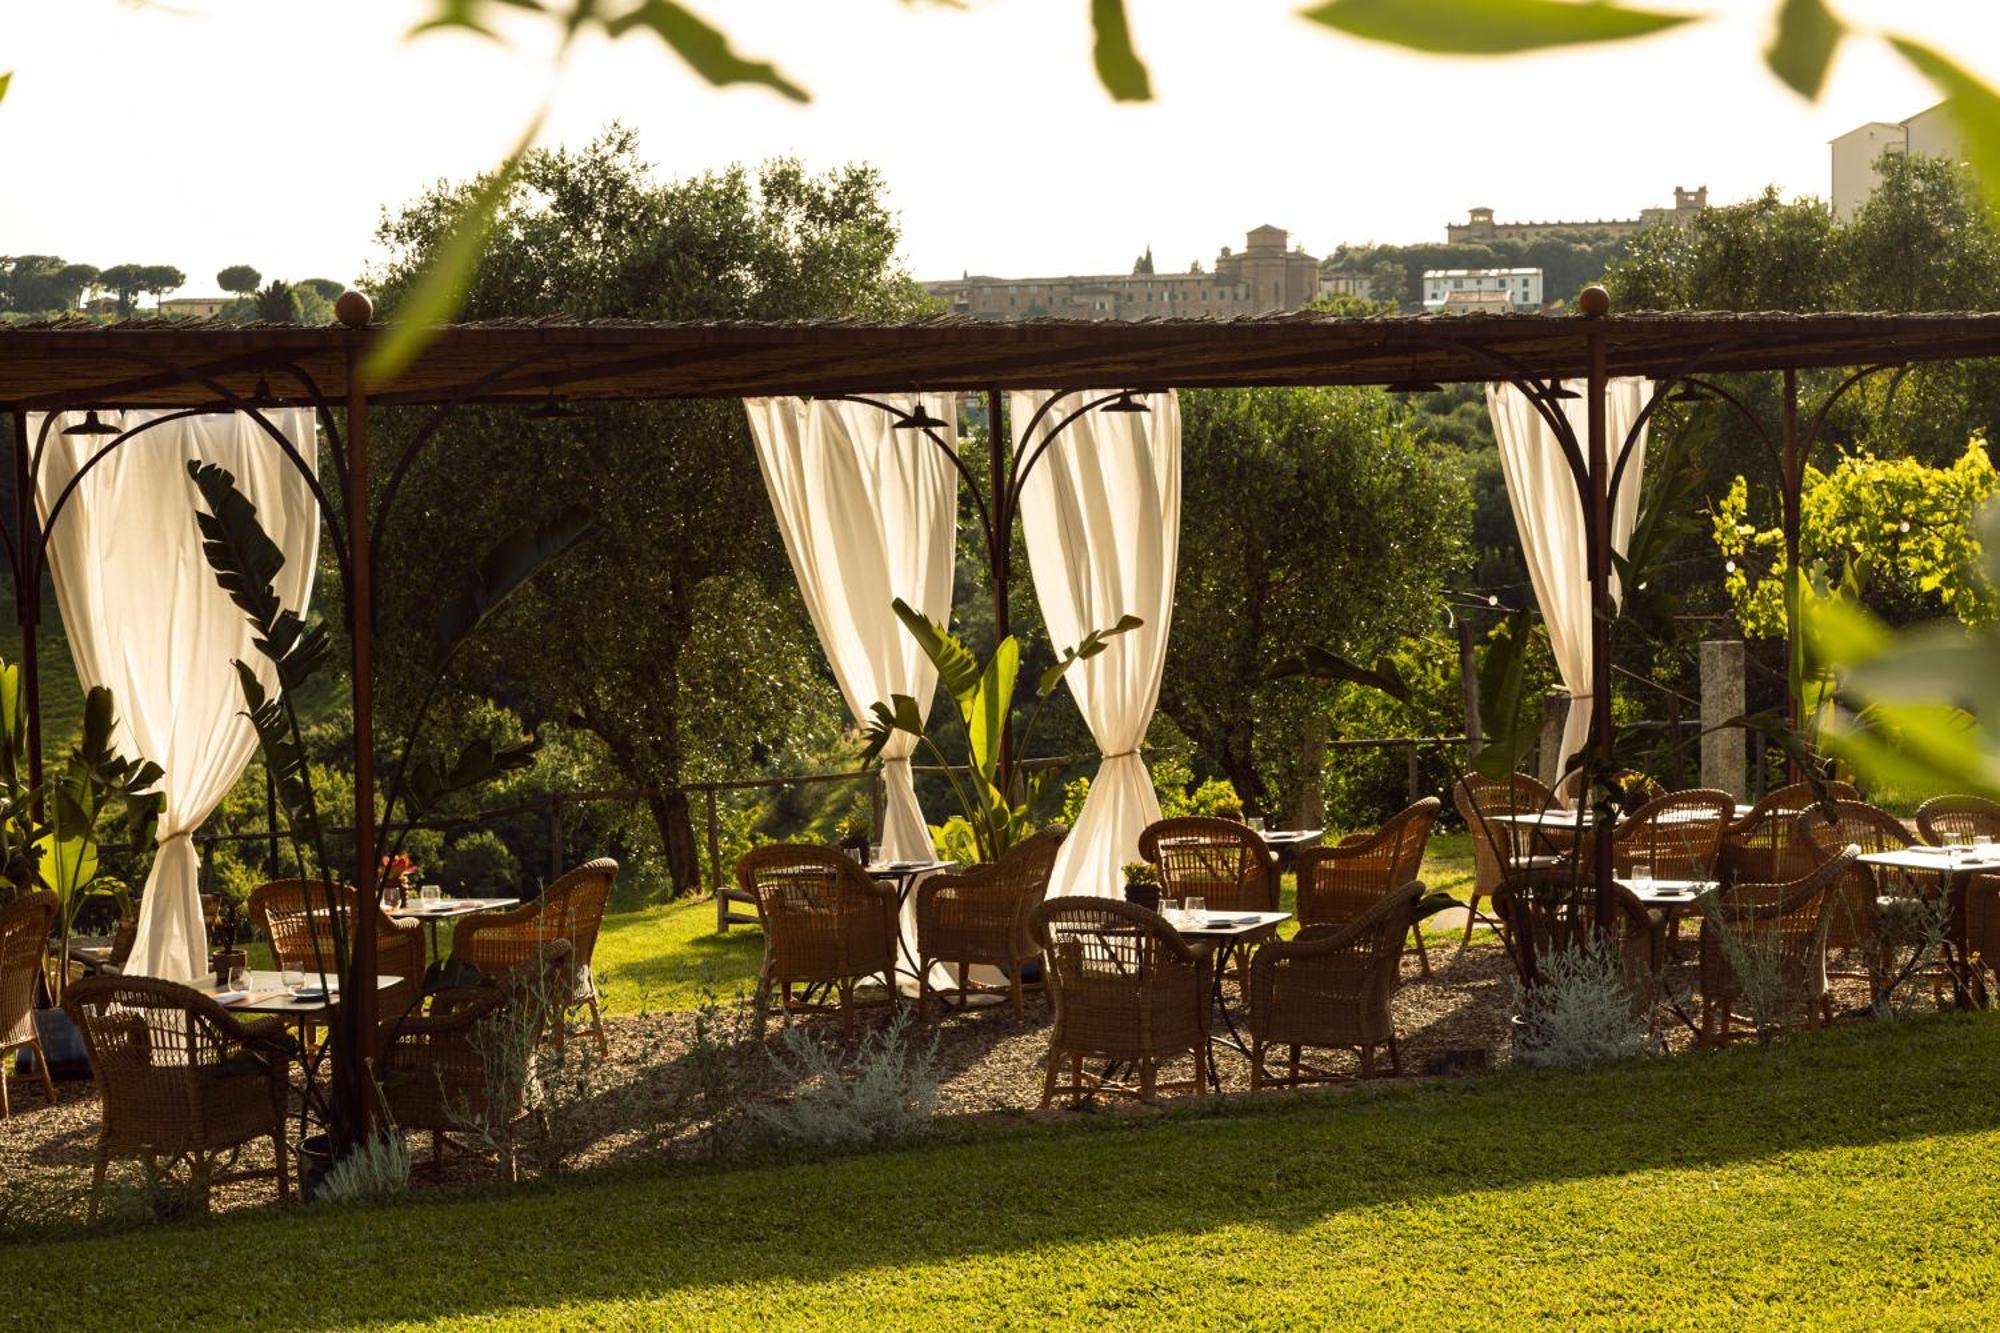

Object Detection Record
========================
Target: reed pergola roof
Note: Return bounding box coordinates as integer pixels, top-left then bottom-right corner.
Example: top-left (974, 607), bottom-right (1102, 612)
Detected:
top-left (5, 309), bottom-right (2000, 409)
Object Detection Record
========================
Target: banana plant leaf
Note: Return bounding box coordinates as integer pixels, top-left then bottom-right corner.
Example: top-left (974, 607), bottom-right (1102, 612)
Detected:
top-left (433, 506), bottom-right (595, 649)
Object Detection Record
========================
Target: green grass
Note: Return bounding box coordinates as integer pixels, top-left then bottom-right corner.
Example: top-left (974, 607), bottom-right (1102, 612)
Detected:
top-left (7, 1013), bottom-right (1999, 1327)
top-left (589, 836), bottom-right (1485, 1018)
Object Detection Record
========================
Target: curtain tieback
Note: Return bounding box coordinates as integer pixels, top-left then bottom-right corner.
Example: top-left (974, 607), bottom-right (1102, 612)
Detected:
top-left (159, 829), bottom-right (194, 845)
top-left (1101, 749), bottom-right (1141, 760)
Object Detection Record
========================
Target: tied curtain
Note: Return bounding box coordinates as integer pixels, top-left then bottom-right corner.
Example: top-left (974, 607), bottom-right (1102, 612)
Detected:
top-left (1012, 389), bottom-right (1181, 900)
top-left (31, 408), bottom-right (320, 981)
top-left (742, 395), bottom-right (958, 863)
top-left (1485, 378), bottom-right (1652, 790)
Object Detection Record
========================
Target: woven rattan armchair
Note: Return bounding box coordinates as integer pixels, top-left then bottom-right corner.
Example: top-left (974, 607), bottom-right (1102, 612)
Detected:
top-left (1699, 849), bottom-right (1852, 1044)
top-left (1, 891), bottom-right (57, 1117)
top-left (1718, 780), bottom-right (1859, 886)
top-left (736, 845), bottom-right (899, 1034)
top-left (1609, 788), bottom-right (1736, 882)
top-left (1454, 773), bottom-right (1561, 946)
top-left (1030, 896), bottom-right (1210, 1105)
top-left (379, 940), bottom-right (571, 1177)
top-left (1139, 817), bottom-right (1279, 914)
top-left (1246, 879), bottom-right (1421, 1087)
top-left (1295, 797), bottom-right (1439, 974)
top-left (248, 880), bottom-right (426, 1032)
top-left (1797, 800), bottom-right (1915, 972)
top-left (1917, 796), bottom-right (2000, 985)
top-left (62, 974), bottom-right (293, 1219)
top-left (1493, 868), bottom-right (1668, 1013)
top-left (448, 858), bottom-right (617, 1053)
top-left (915, 827), bottom-right (1063, 1020)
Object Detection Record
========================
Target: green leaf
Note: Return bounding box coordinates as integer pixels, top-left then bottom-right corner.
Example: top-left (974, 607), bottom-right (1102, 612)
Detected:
top-left (604, 0), bottom-right (808, 102)
top-left (1766, 0), bottom-right (1842, 99)
top-left (187, 461), bottom-right (330, 691)
top-left (0, 72), bottom-right (11, 103)
top-left (362, 111), bottom-right (543, 386)
top-left (1473, 611), bottom-right (1541, 780)
top-left (1300, 0), bottom-right (1694, 54)
top-left (1091, 0), bottom-right (1152, 101)
top-left (967, 636), bottom-right (1019, 788)
top-left (1038, 615), bottom-right (1143, 697)
top-left (892, 598), bottom-right (983, 703)
top-left (859, 695), bottom-right (927, 764)
top-left (1890, 39), bottom-right (2000, 214)
top-left (434, 505), bottom-right (594, 646)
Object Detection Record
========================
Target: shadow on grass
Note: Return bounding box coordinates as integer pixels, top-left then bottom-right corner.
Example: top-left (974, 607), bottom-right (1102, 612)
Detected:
top-left (10, 1011), bottom-right (2000, 1325)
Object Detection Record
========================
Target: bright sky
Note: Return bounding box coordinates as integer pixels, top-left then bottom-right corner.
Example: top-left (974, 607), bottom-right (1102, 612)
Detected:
top-left (6, 0), bottom-right (1999, 296)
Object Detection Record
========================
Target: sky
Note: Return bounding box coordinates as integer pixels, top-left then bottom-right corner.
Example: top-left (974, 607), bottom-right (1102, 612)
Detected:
top-left (5, 0), bottom-right (2000, 297)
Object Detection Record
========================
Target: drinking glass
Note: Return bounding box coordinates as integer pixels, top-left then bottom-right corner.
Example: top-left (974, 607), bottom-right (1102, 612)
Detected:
top-left (1628, 859), bottom-right (1652, 892)
top-left (227, 963), bottom-right (250, 992)
top-left (1160, 897), bottom-right (1180, 925)
top-left (281, 965), bottom-right (305, 991)
top-left (420, 883), bottom-right (443, 905)
top-left (1247, 816), bottom-right (1266, 833)
top-left (1185, 895), bottom-right (1207, 922)
top-left (868, 844), bottom-right (883, 868)
top-left (1978, 834), bottom-right (1994, 861)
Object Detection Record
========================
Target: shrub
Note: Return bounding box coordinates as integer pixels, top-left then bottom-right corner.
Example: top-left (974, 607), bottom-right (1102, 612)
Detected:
top-left (441, 829), bottom-right (521, 895)
top-left (752, 1010), bottom-right (939, 1148)
top-left (315, 1132), bottom-right (411, 1205)
top-left (1511, 940), bottom-right (1655, 1070)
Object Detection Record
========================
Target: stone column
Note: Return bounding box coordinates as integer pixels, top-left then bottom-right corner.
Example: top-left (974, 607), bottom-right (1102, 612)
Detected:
top-left (1701, 639), bottom-right (1747, 799)
top-left (1536, 692), bottom-right (1568, 788)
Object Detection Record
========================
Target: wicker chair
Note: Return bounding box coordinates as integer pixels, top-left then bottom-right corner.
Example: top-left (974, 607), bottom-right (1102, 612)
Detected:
top-left (248, 880), bottom-right (426, 1033)
top-left (914, 827), bottom-right (1063, 1020)
top-left (1718, 780), bottom-right (1859, 886)
top-left (1699, 849), bottom-right (1852, 1044)
top-left (736, 845), bottom-right (899, 1033)
top-left (1918, 797), bottom-right (2000, 988)
top-left (1029, 896), bottom-right (1210, 1105)
top-left (379, 940), bottom-right (571, 1178)
top-left (1454, 772), bottom-right (1561, 946)
top-left (1797, 800), bottom-right (1915, 976)
top-left (0, 892), bottom-right (57, 1117)
top-left (1609, 788), bottom-right (1736, 882)
top-left (1295, 797), bottom-right (1439, 974)
top-left (1246, 879), bottom-right (1421, 1087)
top-left (1139, 817), bottom-right (1279, 914)
top-left (448, 858), bottom-right (617, 1052)
top-left (1492, 868), bottom-right (1667, 1013)
top-left (62, 974), bottom-right (293, 1219)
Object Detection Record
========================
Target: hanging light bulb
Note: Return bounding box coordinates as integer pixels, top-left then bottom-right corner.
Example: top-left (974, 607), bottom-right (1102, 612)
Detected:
top-left (1545, 383), bottom-right (1580, 400)
top-left (246, 377), bottom-right (280, 409)
top-left (1667, 382), bottom-right (1710, 404)
top-left (1101, 390), bottom-right (1149, 414)
top-left (61, 410), bottom-right (119, 437)
top-left (892, 399), bottom-right (949, 431)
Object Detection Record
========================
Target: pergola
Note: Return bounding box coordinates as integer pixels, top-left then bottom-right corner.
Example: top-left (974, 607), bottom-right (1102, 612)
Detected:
top-left (7, 296), bottom-right (1998, 1129)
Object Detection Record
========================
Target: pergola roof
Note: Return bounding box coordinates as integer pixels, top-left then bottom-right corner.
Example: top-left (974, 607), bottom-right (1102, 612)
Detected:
top-left (5, 310), bottom-right (2000, 408)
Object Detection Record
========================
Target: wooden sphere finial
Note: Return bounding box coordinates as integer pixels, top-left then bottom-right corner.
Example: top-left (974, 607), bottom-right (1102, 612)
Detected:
top-left (1578, 285), bottom-right (1611, 318)
top-left (334, 289), bottom-right (374, 328)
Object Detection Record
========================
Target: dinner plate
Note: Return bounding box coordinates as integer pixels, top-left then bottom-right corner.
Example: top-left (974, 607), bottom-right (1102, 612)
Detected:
top-left (289, 985), bottom-right (330, 1001)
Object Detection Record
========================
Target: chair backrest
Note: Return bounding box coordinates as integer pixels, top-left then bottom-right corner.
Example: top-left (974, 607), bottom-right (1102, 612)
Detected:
top-left (1719, 780), bottom-right (1859, 885)
top-left (460, 858), bottom-right (617, 973)
top-left (1294, 797), bottom-right (1439, 927)
top-left (63, 973), bottom-right (267, 1150)
top-left (1454, 773), bottom-right (1555, 895)
top-left (1703, 848), bottom-right (1853, 993)
top-left (0, 891), bottom-right (55, 1047)
top-left (1138, 817), bottom-right (1276, 912)
top-left (1916, 795), bottom-right (2000, 848)
top-left (734, 844), bottom-right (894, 982)
top-left (249, 879), bottom-right (356, 973)
top-left (998, 826), bottom-right (1066, 952)
top-left (1612, 788), bottom-right (1736, 881)
top-left (1028, 896), bottom-right (1203, 1050)
top-left (1796, 799), bottom-right (1911, 859)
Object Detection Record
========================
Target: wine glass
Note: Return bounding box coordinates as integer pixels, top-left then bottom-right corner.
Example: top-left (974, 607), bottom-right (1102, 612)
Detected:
top-left (1186, 895), bottom-right (1207, 923)
top-left (227, 962), bottom-right (250, 992)
top-left (1160, 897), bottom-right (1180, 926)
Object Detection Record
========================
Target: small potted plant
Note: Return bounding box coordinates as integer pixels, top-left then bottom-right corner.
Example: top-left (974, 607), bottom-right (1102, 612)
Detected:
top-left (210, 898), bottom-right (248, 987)
top-left (1122, 860), bottom-right (1161, 911)
top-left (379, 852), bottom-right (420, 909)
top-left (834, 817), bottom-right (872, 864)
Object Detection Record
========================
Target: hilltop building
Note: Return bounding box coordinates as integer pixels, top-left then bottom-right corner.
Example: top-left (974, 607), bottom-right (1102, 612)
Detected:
top-left (1830, 104), bottom-right (1964, 220)
top-left (926, 225), bottom-right (1320, 321)
top-left (1422, 268), bottom-right (1544, 313)
top-left (1445, 187), bottom-right (1708, 243)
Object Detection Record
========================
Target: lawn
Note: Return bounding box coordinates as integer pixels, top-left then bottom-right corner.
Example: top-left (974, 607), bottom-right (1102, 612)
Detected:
top-left (589, 834), bottom-right (1485, 1017)
top-left (6, 1013), bottom-right (1997, 1327)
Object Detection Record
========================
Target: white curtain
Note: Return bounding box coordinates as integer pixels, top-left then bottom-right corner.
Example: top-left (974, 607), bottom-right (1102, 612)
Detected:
top-left (1013, 389), bottom-right (1181, 900)
top-left (1486, 378), bottom-right (1652, 791)
top-left (31, 408), bottom-right (320, 982)
top-left (742, 395), bottom-right (958, 862)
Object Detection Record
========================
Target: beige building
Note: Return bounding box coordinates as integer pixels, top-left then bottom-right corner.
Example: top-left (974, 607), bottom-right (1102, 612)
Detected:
top-left (1422, 267), bottom-right (1544, 312)
top-left (926, 225), bottom-right (1320, 321)
top-left (1830, 104), bottom-right (1964, 220)
top-left (1445, 187), bottom-right (1708, 243)
top-left (158, 296), bottom-right (230, 318)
